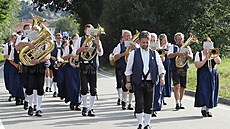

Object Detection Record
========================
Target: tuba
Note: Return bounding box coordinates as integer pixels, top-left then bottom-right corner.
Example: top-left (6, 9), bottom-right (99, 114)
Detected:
top-left (109, 53), bottom-right (116, 66)
top-left (80, 24), bottom-right (105, 61)
top-left (125, 30), bottom-right (140, 62)
top-left (19, 15), bottom-right (54, 66)
top-left (175, 33), bottom-right (198, 68)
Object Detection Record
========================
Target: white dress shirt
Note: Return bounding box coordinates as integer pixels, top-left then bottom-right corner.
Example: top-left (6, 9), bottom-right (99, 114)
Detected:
top-left (72, 36), bottom-right (103, 67)
top-left (125, 48), bottom-right (166, 82)
top-left (194, 51), bottom-right (220, 65)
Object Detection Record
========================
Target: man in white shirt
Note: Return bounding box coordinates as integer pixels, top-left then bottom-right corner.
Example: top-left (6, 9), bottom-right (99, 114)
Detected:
top-left (113, 30), bottom-right (134, 110)
top-left (125, 31), bottom-right (165, 129)
top-left (72, 24), bottom-right (103, 117)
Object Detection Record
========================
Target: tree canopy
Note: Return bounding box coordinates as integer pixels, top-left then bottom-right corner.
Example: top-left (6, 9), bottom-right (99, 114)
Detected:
top-left (30, 0), bottom-right (230, 63)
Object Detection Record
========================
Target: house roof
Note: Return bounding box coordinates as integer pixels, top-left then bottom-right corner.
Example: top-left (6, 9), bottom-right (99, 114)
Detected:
top-left (15, 19), bottom-right (50, 32)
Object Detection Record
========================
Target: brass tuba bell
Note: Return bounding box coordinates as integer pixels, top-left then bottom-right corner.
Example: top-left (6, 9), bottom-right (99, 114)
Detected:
top-left (19, 15), bottom-right (54, 66)
top-left (80, 24), bottom-right (105, 61)
top-left (175, 33), bottom-right (198, 68)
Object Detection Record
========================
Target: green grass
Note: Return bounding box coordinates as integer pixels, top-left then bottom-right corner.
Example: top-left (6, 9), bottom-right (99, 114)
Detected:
top-left (187, 58), bottom-right (230, 99)
top-left (101, 58), bottom-right (230, 99)
top-left (0, 53), bottom-right (5, 62)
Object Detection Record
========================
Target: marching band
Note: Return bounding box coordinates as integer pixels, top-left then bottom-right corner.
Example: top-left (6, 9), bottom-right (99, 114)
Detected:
top-left (2, 15), bottom-right (222, 129)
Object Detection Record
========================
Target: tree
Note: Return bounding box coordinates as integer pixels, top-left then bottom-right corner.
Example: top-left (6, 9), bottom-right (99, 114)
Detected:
top-left (0, 0), bottom-right (20, 44)
top-left (190, 0), bottom-right (230, 57)
top-left (54, 16), bottom-right (80, 37)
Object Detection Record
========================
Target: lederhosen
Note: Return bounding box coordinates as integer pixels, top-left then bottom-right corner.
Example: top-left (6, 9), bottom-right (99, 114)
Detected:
top-left (132, 48), bottom-right (158, 114)
top-left (115, 42), bottom-right (133, 93)
top-left (170, 44), bottom-right (189, 88)
top-left (195, 52), bottom-right (219, 108)
top-left (79, 36), bottom-right (97, 96)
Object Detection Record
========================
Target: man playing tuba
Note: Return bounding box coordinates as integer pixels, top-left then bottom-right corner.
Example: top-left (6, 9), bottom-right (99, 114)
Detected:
top-left (15, 23), bottom-right (51, 117)
top-left (72, 24), bottom-right (103, 117)
top-left (167, 32), bottom-right (193, 110)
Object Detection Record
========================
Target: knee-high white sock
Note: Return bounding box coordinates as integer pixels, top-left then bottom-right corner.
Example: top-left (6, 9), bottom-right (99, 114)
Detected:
top-left (117, 88), bottom-right (122, 100)
top-left (206, 107), bottom-right (210, 112)
top-left (128, 93), bottom-right (133, 104)
top-left (23, 88), bottom-right (28, 101)
top-left (122, 92), bottom-right (128, 102)
top-left (89, 96), bottom-right (95, 110)
top-left (136, 113), bottom-right (144, 126)
top-left (33, 90), bottom-right (38, 106)
top-left (45, 77), bottom-right (49, 88)
top-left (144, 113), bottom-right (151, 127)
top-left (49, 77), bottom-right (53, 89)
top-left (37, 95), bottom-right (43, 111)
top-left (28, 95), bottom-right (33, 107)
top-left (53, 82), bottom-right (57, 93)
top-left (82, 95), bottom-right (87, 108)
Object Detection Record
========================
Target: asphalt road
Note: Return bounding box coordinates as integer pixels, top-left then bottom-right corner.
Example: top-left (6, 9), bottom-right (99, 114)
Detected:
top-left (0, 66), bottom-right (229, 129)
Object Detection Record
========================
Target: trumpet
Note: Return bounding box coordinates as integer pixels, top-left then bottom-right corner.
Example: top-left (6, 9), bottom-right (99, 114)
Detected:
top-left (53, 59), bottom-right (68, 70)
top-left (157, 49), bottom-right (166, 58)
top-left (209, 48), bottom-right (220, 58)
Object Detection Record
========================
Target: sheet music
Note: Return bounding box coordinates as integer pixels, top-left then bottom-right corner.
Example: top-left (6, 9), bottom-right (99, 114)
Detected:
top-left (27, 31), bottom-right (39, 41)
top-left (124, 40), bottom-right (133, 47)
top-left (179, 48), bottom-right (189, 53)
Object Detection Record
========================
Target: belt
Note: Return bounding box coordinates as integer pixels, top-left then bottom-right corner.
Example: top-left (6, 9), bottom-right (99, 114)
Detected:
top-left (83, 61), bottom-right (93, 64)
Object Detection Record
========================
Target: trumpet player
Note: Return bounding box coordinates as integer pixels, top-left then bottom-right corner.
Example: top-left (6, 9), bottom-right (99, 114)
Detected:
top-left (194, 37), bottom-right (221, 117)
top-left (158, 34), bottom-right (172, 105)
top-left (113, 30), bottom-right (134, 110)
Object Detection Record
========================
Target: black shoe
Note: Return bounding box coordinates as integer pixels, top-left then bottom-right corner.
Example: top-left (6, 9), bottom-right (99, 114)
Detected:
top-left (163, 100), bottom-right (167, 105)
top-left (144, 125), bottom-right (151, 129)
top-left (28, 106), bottom-right (33, 116)
top-left (45, 87), bottom-right (49, 92)
top-left (19, 99), bottom-right (24, 105)
top-left (206, 112), bottom-right (212, 117)
top-left (137, 124), bottom-right (142, 129)
top-left (117, 98), bottom-right (121, 105)
top-left (175, 103), bottom-right (180, 110)
top-left (127, 104), bottom-right (134, 110)
top-left (16, 98), bottom-right (20, 105)
top-left (201, 110), bottom-right (207, 117)
top-left (180, 103), bottom-right (185, 109)
top-left (82, 107), bottom-right (87, 116)
top-left (49, 88), bottom-right (52, 92)
top-left (53, 92), bottom-right (57, 97)
top-left (152, 111), bottom-right (157, 117)
top-left (8, 96), bottom-right (13, 102)
top-left (70, 103), bottom-right (74, 110)
top-left (24, 101), bottom-right (29, 110)
top-left (88, 109), bottom-right (95, 117)
top-left (75, 105), bottom-right (81, 111)
top-left (121, 101), bottom-right (126, 110)
top-left (34, 105), bottom-right (37, 111)
top-left (35, 110), bottom-right (42, 117)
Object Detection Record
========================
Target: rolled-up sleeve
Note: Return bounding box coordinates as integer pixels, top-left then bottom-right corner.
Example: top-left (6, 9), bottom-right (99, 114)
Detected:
top-left (97, 40), bottom-right (103, 56)
top-left (155, 50), bottom-right (166, 75)
top-left (113, 44), bottom-right (121, 55)
top-left (3, 44), bottom-right (8, 55)
top-left (125, 50), bottom-right (135, 76)
top-left (72, 38), bottom-right (81, 56)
